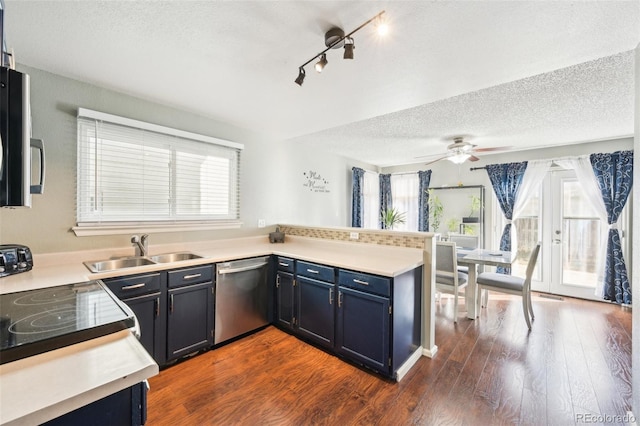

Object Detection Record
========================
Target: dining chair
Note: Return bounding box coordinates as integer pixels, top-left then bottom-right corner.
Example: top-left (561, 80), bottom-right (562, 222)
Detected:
top-left (448, 234), bottom-right (480, 250)
top-left (448, 234), bottom-right (480, 274)
top-left (435, 241), bottom-right (469, 322)
top-left (475, 243), bottom-right (541, 329)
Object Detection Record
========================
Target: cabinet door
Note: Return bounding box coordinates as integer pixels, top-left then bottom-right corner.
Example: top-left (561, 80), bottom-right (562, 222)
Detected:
top-left (336, 286), bottom-right (390, 374)
top-left (275, 271), bottom-right (295, 329)
top-left (296, 276), bottom-right (335, 349)
top-left (123, 292), bottom-right (165, 366)
top-left (167, 282), bottom-right (213, 361)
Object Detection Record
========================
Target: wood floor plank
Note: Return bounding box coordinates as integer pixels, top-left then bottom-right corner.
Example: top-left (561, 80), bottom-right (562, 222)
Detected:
top-left (146, 294), bottom-right (632, 425)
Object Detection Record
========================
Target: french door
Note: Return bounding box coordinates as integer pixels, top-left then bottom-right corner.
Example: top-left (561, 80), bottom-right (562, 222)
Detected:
top-left (512, 169), bottom-right (614, 301)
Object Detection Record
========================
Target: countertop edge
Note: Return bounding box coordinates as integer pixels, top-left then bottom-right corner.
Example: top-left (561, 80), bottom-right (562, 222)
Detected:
top-left (0, 331), bottom-right (159, 425)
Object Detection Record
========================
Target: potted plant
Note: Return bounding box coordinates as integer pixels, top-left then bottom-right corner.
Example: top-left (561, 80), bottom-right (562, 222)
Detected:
top-left (462, 194), bottom-right (481, 224)
top-left (381, 207), bottom-right (406, 230)
top-left (427, 189), bottom-right (443, 232)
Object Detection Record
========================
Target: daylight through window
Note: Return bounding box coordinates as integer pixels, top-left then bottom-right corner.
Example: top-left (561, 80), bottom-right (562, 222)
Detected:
top-left (76, 109), bottom-right (242, 227)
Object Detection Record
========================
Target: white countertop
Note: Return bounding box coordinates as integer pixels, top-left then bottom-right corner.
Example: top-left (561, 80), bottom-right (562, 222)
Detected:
top-left (0, 235), bottom-right (424, 424)
top-left (0, 330), bottom-right (158, 425)
top-left (1, 236), bottom-right (425, 294)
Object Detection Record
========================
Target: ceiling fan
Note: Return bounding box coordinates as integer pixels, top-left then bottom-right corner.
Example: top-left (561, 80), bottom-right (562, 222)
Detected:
top-left (422, 136), bottom-right (512, 166)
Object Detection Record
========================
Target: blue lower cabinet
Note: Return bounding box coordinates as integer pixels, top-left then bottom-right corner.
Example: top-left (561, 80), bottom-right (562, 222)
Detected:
top-left (336, 286), bottom-right (390, 374)
top-left (273, 256), bottom-right (421, 380)
top-left (43, 382), bottom-right (147, 426)
top-left (123, 292), bottom-right (165, 366)
top-left (296, 276), bottom-right (335, 349)
top-left (275, 271), bottom-right (295, 329)
top-left (166, 282), bottom-right (213, 361)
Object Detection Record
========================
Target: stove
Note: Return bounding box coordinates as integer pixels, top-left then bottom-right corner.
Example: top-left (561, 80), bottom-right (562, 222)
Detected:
top-left (0, 281), bottom-right (136, 365)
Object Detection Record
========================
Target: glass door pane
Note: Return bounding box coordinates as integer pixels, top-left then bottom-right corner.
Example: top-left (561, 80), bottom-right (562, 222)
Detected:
top-left (561, 180), bottom-right (601, 287)
top-left (550, 171), bottom-right (602, 301)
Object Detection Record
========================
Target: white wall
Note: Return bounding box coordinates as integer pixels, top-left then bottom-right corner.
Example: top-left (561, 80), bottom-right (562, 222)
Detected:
top-left (0, 65), bottom-right (369, 253)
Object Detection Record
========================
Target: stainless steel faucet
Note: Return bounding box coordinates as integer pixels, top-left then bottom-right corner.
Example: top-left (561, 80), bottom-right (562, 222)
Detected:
top-left (131, 234), bottom-right (149, 257)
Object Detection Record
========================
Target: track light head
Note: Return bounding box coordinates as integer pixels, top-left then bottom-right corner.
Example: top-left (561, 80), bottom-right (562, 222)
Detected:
top-left (294, 10), bottom-right (385, 86)
top-left (343, 38), bottom-right (355, 60)
top-left (295, 67), bottom-right (306, 86)
top-left (315, 54), bottom-right (327, 73)
top-left (376, 14), bottom-right (389, 36)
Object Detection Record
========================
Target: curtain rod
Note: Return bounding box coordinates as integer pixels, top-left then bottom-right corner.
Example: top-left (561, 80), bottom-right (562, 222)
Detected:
top-left (470, 166), bottom-right (486, 171)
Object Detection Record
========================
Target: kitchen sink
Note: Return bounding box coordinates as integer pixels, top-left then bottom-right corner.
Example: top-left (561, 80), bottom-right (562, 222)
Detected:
top-left (83, 252), bottom-right (205, 273)
top-left (150, 252), bottom-right (203, 263)
top-left (84, 257), bottom-right (156, 273)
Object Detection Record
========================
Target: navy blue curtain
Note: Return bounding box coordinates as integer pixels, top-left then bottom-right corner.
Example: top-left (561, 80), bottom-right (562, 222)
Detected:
top-left (590, 150), bottom-right (633, 304)
top-left (418, 170), bottom-right (432, 232)
top-left (351, 167), bottom-right (365, 227)
top-left (379, 174), bottom-right (392, 229)
top-left (486, 161), bottom-right (528, 274)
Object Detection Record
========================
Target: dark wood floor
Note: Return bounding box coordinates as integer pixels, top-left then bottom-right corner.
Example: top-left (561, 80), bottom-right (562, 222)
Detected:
top-left (147, 293), bottom-right (632, 425)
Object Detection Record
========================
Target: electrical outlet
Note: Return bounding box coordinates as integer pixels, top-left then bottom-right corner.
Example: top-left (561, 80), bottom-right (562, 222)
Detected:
top-left (350, 232), bottom-right (359, 240)
top-left (258, 219), bottom-right (266, 228)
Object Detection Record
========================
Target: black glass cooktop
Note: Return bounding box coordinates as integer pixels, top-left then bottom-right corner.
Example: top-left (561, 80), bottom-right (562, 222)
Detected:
top-left (0, 281), bottom-right (135, 365)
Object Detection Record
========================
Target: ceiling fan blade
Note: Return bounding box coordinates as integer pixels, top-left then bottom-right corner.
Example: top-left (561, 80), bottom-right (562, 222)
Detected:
top-left (468, 155), bottom-right (480, 162)
top-left (424, 156), bottom-right (448, 166)
top-left (473, 146), bottom-right (513, 153)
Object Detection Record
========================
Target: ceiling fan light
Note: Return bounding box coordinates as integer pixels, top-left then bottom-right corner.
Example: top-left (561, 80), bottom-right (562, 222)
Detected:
top-left (447, 153), bottom-right (471, 164)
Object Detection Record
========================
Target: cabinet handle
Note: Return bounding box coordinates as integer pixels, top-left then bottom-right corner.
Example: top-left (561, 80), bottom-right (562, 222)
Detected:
top-left (170, 294), bottom-right (174, 313)
top-left (353, 279), bottom-right (369, 286)
top-left (306, 269), bottom-right (319, 274)
top-left (121, 283), bottom-right (146, 291)
top-left (278, 262), bottom-right (289, 267)
top-left (183, 273), bottom-right (202, 280)
top-left (338, 291), bottom-right (343, 308)
top-left (155, 297), bottom-right (160, 317)
top-left (329, 288), bottom-right (333, 305)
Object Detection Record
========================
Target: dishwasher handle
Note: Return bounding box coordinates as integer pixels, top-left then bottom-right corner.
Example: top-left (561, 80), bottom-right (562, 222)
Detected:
top-left (218, 261), bottom-right (268, 275)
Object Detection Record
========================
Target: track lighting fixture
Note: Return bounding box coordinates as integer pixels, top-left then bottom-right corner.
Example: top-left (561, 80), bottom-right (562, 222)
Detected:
top-left (343, 37), bottom-right (354, 60)
top-left (294, 10), bottom-right (386, 86)
top-left (295, 67), bottom-right (306, 86)
top-left (315, 54), bottom-right (328, 72)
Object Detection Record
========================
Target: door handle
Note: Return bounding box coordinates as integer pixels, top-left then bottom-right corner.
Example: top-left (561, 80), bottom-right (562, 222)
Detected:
top-left (329, 288), bottom-right (333, 305)
top-left (170, 294), bottom-right (174, 313)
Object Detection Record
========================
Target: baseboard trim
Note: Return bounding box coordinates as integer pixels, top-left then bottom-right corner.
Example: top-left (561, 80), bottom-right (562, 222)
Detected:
top-left (422, 345), bottom-right (438, 358)
top-left (396, 347), bottom-right (423, 382)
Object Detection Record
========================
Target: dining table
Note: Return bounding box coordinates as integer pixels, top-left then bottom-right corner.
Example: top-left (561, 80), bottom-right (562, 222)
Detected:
top-left (457, 248), bottom-right (515, 319)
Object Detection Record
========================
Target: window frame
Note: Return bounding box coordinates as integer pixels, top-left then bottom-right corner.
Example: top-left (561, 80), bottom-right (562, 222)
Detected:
top-left (72, 108), bottom-right (244, 236)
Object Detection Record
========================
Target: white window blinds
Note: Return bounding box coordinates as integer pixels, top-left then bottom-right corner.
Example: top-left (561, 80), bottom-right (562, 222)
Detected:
top-left (76, 109), bottom-right (242, 226)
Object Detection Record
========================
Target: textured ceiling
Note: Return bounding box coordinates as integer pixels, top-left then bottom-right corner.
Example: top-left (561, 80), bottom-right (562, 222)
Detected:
top-left (4, 1), bottom-right (639, 167)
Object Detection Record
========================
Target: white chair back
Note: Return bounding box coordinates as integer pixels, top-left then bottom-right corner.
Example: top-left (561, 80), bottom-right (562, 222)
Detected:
top-left (449, 234), bottom-right (480, 249)
top-left (435, 242), bottom-right (456, 276)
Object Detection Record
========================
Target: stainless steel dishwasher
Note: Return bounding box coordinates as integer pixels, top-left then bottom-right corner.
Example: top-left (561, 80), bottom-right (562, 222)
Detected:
top-left (215, 256), bottom-right (270, 344)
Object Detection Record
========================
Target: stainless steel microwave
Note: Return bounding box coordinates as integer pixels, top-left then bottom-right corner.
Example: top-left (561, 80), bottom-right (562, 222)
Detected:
top-left (0, 66), bottom-right (44, 208)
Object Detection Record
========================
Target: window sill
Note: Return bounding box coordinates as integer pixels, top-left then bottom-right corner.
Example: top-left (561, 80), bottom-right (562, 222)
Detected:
top-left (72, 221), bottom-right (243, 237)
